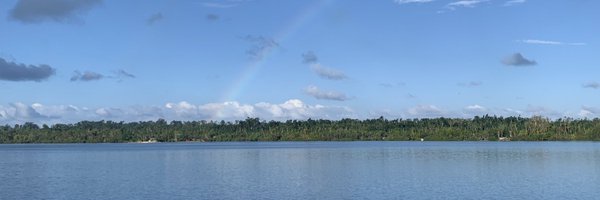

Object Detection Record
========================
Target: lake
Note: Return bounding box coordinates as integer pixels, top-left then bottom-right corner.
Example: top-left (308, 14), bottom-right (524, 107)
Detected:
top-left (1, 142), bottom-right (600, 199)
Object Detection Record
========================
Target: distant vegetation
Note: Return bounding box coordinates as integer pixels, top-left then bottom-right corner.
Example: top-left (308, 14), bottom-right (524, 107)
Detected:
top-left (2, 115), bottom-right (600, 143)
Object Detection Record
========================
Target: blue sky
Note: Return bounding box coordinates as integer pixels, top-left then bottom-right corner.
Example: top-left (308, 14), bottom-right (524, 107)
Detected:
top-left (1, 0), bottom-right (599, 124)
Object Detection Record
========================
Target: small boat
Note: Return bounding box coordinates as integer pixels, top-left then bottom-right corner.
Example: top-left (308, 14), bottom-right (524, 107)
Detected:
top-left (138, 138), bottom-right (158, 143)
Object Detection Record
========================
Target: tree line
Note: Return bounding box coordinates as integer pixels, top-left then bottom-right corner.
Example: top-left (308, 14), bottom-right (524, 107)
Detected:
top-left (2, 115), bottom-right (600, 143)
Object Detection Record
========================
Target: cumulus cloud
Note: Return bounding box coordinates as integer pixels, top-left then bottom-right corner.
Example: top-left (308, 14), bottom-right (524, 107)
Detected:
top-left (95, 106), bottom-right (165, 121)
top-left (9, 0), bottom-right (102, 24)
top-left (502, 53), bottom-right (537, 66)
top-left (146, 13), bottom-right (163, 25)
top-left (11, 102), bottom-right (48, 119)
top-left (95, 107), bottom-right (123, 118)
top-left (31, 103), bottom-right (81, 118)
top-left (458, 81), bottom-right (482, 87)
top-left (241, 35), bottom-right (279, 60)
top-left (310, 64), bottom-right (347, 80)
top-left (583, 82), bottom-right (600, 89)
top-left (0, 100), bottom-right (346, 124)
top-left (163, 99), bottom-right (354, 120)
top-left (258, 99), bottom-right (354, 119)
top-left (0, 102), bottom-right (163, 124)
top-left (504, 0), bottom-right (525, 6)
top-left (579, 106), bottom-right (600, 118)
top-left (302, 51), bottom-right (319, 64)
top-left (206, 14), bottom-right (220, 21)
top-left (519, 39), bottom-right (586, 46)
top-left (394, 0), bottom-right (435, 4)
top-left (199, 101), bottom-right (255, 119)
top-left (0, 58), bottom-right (56, 82)
top-left (0, 102), bottom-right (56, 124)
top-left (165, 101), bottom-right (200, 118)
top-left (463, 104), bottom-right (487, 116)
top-left (304, 85), bottom-right (350, 101)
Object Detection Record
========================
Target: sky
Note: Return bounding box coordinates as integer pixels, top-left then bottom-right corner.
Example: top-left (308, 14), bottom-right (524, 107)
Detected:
top-left (1, 0), bottom-right (599, 124)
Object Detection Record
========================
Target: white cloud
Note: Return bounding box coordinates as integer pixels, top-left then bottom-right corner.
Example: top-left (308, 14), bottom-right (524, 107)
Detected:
top-left (579, 106), bottom-right (600, 118)
top-left (199, 101), bottom-right (255, 119)
top-left (394, 0), bottom-right (435, 4)
top-left (462, 104), bottom-right (489, 117)
top-left (504, 0), bottom-right (525, 6)
top-left (255, 99), bottom-right (354, 120)
top-left (465, 104), bottom-right (487, 112)
top-left (1, 101), bottom-right (595, 125)
top-left (0, 100), bottom-right (355, 124)
top-left (304, 85), bottom-right (350, 101)
top-left (519, 39), bottom-right (586, 46)
top-left (310, 63), bottom-right (347, 80)
top-left (95, 107), bottom-right (124, 118)
top-left (165, 101), bottom-right (199, 117)
top-left (165, 99), bottom-right (354, 120)
top-left (199, 0), bottom-right (251, 8)
top-left (31, 103), bottom-right (79, 117)
top-left (447, 0), bottom-right (488, 9)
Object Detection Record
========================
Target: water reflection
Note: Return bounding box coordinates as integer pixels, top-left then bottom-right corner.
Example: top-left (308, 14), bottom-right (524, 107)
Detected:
top-left (1, 142), bottom-right (600, 199)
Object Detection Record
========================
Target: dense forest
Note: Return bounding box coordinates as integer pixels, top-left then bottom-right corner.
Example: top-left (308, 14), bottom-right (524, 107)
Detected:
top-left (2, 115), bottom-right (600, 143)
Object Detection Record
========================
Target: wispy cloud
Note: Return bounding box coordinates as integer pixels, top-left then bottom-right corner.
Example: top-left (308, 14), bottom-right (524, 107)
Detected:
top-left (304, 85), bottom-right (350, 101)
top-left (9, 0), bottom-right (102, 24)
top-left (0, 57), bottom-right (55, 82)
top-left (407, 105), bottom-right (445, 118)
top-left (70, 69), bottom-right (135, 82)
top-left (524, 105), bottom-right (562, 118)
top-left (241, 35), bottom-right (279, 60)
top-left (146, 13), bottom-right (163, 25)
top-left (206, 14), bottom-right (220, 21)
top-left (379, 82), bottom-right (406, 88)
top-left (583, 82), bottom-right (600, 89)
top-left (458, 81), bottom-right (482, 87)
top-left (502, 53), bottom-right (536, 66)
top-left (201, 2), bottom-right (239, 8)
top-left (447, 0), bottom-right (488, 9)
top-left (310, 64), bottom-right (347, 80)
top-left (519, 39), bottom-right (586, 46)
top-left (70, 71), bottom-right (103, 82)
top-left (302, 51), bottom-right (319, 64)
top-left (504, 0), bottom-right (525, 6)
top-left (394, 0), bottom-right (435, 4)
top-left (115, 69), bottom-right (135, 79)
top-left (200, 0), bottom-right (252, 8)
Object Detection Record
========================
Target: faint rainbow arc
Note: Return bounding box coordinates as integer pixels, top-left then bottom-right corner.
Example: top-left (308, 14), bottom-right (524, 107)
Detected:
top-left (220, 0), bottom-right (335, 102)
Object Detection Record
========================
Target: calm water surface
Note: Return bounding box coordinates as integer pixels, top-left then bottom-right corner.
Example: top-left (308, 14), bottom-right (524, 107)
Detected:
top-left (1, 142), bottom-right (600, 200)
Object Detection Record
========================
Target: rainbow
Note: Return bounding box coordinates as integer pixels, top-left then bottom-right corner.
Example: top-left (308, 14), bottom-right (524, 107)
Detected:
top-left (220, 0), bottom-right (335, 102)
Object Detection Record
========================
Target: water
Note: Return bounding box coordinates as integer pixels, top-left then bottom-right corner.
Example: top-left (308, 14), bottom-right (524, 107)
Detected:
top-left (1, 142), bottom-right (600, 200)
